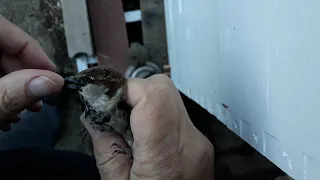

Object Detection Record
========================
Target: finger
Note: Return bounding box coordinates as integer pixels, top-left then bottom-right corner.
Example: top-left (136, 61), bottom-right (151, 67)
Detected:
top-left (1, 123), bottom-right (11, 132)
top-left (80, 113), bottom-right (131, 180)
top-left (0, 115), bottom-right (21, 132)
top-left (125, 78), bottom-right (147, 107)
top-left (0, 115), bottom-right (21, 125)
top-left (126, 75), bottom-right (185, 158)
top-left (0, 69), bottom-right (64, 120)
top-left (8, 115), bottom-right (21, 123)
top-left (26, 101), bottom-right (43, 112)
top-left (0, 54), bottom-right (24, 73)
top-left (0, 15), bottom-right (57, 71)
top-left (125, 75), bottom-right (174, 107)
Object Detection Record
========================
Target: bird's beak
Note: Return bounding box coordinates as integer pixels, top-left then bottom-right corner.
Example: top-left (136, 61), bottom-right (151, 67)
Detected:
top-left (64, 76), bottom-right (79, 90)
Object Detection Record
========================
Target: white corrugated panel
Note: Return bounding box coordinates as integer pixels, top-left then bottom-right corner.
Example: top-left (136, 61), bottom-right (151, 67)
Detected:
top-left (164, 0), bottom-right (320, 179)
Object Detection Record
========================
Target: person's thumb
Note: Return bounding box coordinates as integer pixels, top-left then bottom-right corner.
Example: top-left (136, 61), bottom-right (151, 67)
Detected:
top-left (80, 113), bottom-right (131, 180)
top-left (0, 69), bottom-right (64, 121)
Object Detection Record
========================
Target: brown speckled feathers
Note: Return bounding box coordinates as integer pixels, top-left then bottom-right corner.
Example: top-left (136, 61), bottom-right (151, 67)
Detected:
top-left (64, 66), bottom-right (133, 156)
top-left (75, 66), bottom-right (127, 98)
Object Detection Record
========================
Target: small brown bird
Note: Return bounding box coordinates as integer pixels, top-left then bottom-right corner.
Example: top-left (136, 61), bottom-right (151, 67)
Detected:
top-left (64, 66), bottom-right (133, 157)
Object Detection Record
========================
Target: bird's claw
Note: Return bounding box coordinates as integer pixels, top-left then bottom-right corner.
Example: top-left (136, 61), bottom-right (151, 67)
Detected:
top-left (80, 128), bottom-right (89, 142)
top-left (111, 143), bottom-right (133, 160)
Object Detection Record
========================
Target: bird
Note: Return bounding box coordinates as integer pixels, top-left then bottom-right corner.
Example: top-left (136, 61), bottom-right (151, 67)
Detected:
top-left (64, 66), bottom-right (133, 157)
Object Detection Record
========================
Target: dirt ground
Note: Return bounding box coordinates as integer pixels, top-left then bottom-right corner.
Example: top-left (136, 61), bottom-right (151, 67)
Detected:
top-left (0, 0), bottom-right (291, 179)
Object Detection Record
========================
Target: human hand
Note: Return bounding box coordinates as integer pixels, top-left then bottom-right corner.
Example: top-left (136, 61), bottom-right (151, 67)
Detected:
top-left (81, 74), bottom-right (214, 180)
top-left (0, 15), bottom-right (64, 131)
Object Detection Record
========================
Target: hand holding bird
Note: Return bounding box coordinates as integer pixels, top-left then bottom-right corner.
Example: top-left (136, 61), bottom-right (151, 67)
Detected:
top-left (65, 66), bottom-right (214, 180)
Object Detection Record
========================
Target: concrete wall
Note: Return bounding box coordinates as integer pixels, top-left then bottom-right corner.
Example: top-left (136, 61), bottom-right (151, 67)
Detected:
top-left (164, 0), bottom-right (320, 179)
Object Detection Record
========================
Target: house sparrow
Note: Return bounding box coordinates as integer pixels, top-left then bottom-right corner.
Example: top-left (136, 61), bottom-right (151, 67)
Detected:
top-left (64, 66), bottom-right (133, 157)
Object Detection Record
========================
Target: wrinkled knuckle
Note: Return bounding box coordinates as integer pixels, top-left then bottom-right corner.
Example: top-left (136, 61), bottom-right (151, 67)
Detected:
top-left (155, 73), bottom-right (170, 80)
top-left (155, 74), bottom-right (172, 83)
top-left (148, 74), bottom-right (174, 90)
top-left (147, 81), bottom-right (171, 96)
top-left (157, 74), bottom-right (178, 91)
top-left (0, 87), bottom-right (20, 115)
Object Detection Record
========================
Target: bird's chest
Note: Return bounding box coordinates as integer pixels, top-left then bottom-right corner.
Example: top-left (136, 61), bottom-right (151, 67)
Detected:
top-left (79, 84), bottom-right (129, 133)
top-left (83, 100), bottom-right (130, 134)
top-left (79, 84), bottom-right (123, 113)
top-left (83, 91), bottom-right (113, 113)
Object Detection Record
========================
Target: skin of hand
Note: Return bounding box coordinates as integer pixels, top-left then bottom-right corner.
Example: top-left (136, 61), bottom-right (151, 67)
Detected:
top-left (0, 15), bottom-right (64, 131)
top-left (81, 74), bottom-right (214, 180)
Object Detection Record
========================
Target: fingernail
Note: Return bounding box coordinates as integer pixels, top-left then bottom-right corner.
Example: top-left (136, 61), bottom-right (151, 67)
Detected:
top-left (28, 76), bottom-right (59, 98)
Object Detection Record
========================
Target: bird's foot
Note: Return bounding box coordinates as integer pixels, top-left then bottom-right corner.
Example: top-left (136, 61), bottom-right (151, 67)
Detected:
top-left (80, 128), bottom-right (89, 142)
top-left (111, 143), bottom-right (133, 161)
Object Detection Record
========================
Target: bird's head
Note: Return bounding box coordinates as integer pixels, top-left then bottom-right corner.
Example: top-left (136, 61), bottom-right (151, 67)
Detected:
top-left (64, 66), bottom-right (127, 111)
